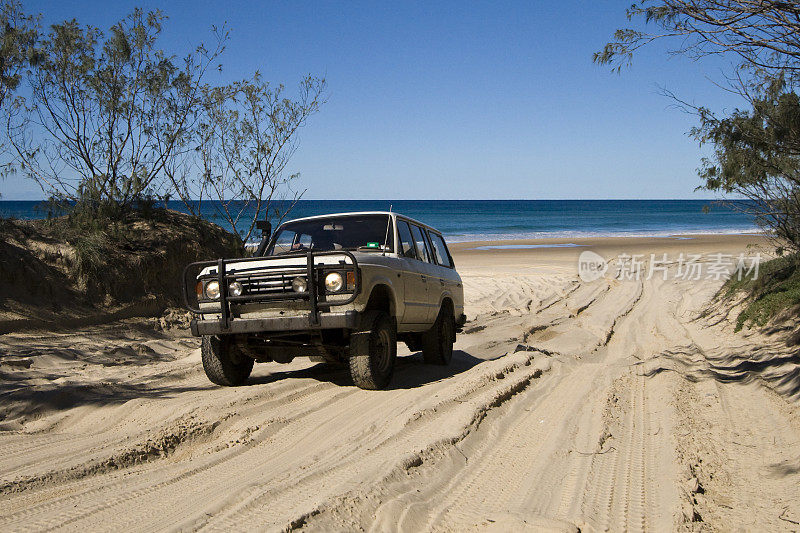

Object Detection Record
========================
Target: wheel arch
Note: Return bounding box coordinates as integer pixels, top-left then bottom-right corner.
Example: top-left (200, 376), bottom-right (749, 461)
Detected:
top-left (437, 293), bottom-right (456, 319)
top-left (364, 283), bottom-right (398, 318)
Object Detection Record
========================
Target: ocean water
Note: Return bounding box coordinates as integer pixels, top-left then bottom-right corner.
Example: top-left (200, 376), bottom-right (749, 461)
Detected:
top-left (0, 199), bottom-right (759, 243)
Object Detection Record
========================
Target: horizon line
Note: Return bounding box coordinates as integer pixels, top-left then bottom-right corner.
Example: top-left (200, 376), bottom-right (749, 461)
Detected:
top-left (0, 197), bottom-right (737, 202)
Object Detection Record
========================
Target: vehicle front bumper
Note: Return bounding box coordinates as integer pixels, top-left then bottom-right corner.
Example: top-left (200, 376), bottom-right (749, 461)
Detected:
top-left (190, 310), bottom-right (359, 336)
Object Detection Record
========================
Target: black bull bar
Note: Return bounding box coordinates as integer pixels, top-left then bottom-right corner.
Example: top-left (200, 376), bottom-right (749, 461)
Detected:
top-left (182, 250), bottom-right (361, 332)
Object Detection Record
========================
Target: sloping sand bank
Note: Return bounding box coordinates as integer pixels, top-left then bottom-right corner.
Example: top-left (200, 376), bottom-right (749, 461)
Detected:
top-left (2, 233), bottom-right (799, 531)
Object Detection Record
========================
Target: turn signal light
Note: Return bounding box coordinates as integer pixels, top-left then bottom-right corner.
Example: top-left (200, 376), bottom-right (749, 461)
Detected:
top-left (346, 271), bottom-right (355, 289)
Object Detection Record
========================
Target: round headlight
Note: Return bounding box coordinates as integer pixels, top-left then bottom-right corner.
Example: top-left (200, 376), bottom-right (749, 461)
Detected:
top-left (292, 276), bottom-right (307, 293)
top-left (204, 280), bottom-right (220, 299)
top-left (229, 281), bottom-right (243, 297)
top-left (325, 272), bottom-right (344, 292)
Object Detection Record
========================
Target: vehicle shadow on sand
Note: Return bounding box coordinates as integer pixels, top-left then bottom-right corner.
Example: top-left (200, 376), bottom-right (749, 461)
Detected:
top-left (0, 377), bottom-right (215, 423)
top-left (390, 350), bottom-right (485, 389)
top-left (248, 349), bottom-right (485, 390)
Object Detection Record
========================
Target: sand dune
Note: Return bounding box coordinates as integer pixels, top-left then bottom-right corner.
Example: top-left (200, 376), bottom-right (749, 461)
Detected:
top-left (2, 233), bottom-right (800, 531)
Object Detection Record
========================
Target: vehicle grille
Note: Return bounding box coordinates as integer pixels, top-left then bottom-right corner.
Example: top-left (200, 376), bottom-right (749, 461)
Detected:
top-left (238, 273), bottom-right (296, 295)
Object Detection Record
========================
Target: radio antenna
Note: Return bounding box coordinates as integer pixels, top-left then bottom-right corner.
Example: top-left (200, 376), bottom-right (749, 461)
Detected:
top-left (382, 205), bottom-right (393, 256)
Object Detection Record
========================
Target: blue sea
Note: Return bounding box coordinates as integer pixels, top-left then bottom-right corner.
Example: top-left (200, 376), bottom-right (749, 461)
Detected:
top-left (0, 199), bottom-right (759, 243)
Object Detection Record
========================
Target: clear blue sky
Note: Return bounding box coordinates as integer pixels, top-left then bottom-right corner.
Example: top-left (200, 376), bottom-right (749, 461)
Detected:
top-left (6, 0), bottom-right (744, 200)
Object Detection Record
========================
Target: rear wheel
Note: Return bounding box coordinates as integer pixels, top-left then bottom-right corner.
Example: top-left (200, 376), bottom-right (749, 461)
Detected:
top-left (201, 335), bottom-right (254, 386)
top-left (422, 306), bottom-right (455, 365)
top-left (349, 311), bottom-right (397, 390)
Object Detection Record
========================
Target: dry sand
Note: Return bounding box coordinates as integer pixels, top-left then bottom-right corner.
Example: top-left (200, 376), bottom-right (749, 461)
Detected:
top-left (2, 233), bottom-right (800, 531)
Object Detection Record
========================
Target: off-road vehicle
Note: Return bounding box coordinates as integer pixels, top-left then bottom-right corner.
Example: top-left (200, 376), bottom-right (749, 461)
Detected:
top-left (183, 211), bottom-right (466, 390)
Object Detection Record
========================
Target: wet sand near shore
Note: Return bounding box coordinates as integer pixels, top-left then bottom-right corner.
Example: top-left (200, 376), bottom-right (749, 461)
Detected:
top-left (452, 233), bottom-right (767, 271)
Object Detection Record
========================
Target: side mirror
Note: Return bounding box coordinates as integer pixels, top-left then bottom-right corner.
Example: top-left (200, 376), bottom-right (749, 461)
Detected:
top-left (255, 220), bottom-right (272, 237)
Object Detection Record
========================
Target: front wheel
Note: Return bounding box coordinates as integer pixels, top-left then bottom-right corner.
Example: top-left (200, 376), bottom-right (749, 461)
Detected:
top-left (422, 307), bottom-right (455, 365)
top-left (349, 311), bottom-right (397, 390)
top-left (201, 335), bottom-right (254, 386)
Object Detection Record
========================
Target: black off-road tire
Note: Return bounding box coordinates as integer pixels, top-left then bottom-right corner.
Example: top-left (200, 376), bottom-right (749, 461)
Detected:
top-left (422, 307), bottom-right (455, 365)
top-left (201, 335), bottom-right (254, 386)
top-left (349, 311), bottom-right (397, 390)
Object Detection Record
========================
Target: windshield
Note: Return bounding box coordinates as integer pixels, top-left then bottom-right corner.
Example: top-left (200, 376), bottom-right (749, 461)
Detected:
top-left (266, 214), bottom-right (394, 256)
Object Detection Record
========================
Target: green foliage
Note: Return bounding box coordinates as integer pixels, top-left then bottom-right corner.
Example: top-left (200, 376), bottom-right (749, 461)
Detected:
top-left (70, 230), bottom-right (108, 282)
top-left (190, 72), bottom-right (325, 243)
top-left (598, 2), bottom-right (800, 253)
top-left (599, 2), bottom-right (800, 330)
top-left (723, 254), bottom-right (800, 331)
top-left (692, 76), bottom-right (800, 251)
top-left (0, 0), bottom-right (38, 107)
top-left (1, 4), bottom-right (324, 237)
top-left (7, 7), bottom-right (225, 208)
top-left (1, 210), bottom-right (243, 309)
top-left (40, 200), bottom-right (137, 287)
top-left (0, 0), bottom-right (38, 197)
top-left (595, 2), bottom-right (800, 81)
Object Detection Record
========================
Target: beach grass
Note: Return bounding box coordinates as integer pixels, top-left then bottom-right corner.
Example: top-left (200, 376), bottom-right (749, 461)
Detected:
top-left (723, 253), bottom-right (800, 331)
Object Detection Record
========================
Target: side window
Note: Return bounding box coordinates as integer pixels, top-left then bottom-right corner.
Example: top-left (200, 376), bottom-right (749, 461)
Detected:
top-left (272, 230), bottom-right (296, 254)
top-left (397, 221), bottom-right (417, 259)
top-left (428, 232), bottom-right (453, 268)
top-left (410, 224), bottom-right (432, 263)
top-left (296, 234), bottom-right (312, 250)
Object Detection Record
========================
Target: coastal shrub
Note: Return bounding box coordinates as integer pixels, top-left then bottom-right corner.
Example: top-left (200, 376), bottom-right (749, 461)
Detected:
top-left (1, 209), bottom-right (243, 315)
top-left (722, 254), bottom-right (800, 331)
top-left (598, 2), bottom-right (800, 254)
top-left (2, 4), bottom-right (323, 245)
top-left (69, 231), bottom-right (108, 288)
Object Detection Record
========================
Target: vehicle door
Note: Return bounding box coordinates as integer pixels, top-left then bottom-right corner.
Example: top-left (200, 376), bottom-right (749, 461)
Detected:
top-left (396, 220), bottom-right (429, 325)
top-left (408, 223), bottom-right (439, 323)
top-left (426, 230), bottom-right (461, 316)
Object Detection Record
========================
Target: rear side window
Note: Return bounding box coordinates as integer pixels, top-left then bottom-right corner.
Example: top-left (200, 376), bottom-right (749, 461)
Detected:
top-left (397, 220), bottom-right (417, 259)
top-left (410, 224), bottom-right (432, 263)
top-left (428, 232), bottom-right (454, 268)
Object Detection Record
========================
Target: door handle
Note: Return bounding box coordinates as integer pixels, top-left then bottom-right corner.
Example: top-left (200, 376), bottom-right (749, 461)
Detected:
top-left (420, 275), bottom-right (427, 282)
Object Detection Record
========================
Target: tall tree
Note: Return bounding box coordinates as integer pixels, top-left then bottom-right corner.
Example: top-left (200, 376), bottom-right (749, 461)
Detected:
top-left (598, 1), bottom-right (800, 252)
top-left (6, 8), bottom-right (224, 209)
top-left (174, 73), bottom-right (325, 243)
top-left (693, 76), bottom-right (800, 251)
top-left (0, 0), bottom-right (37, 108)
top-left (1, 5), bottom-right (325, 234)
top-left (0, 0), bottom-right (38, 196)
top-left (595, 1), bottom-right (800, 76)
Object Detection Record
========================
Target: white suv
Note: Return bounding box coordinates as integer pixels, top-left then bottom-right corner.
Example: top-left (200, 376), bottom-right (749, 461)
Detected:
top-left (184, 212), bottom-right (466, 390)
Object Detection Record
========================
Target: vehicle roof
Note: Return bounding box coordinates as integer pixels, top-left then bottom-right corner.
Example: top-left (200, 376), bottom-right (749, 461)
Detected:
top-left (278, 211), bottom-right (442, 234)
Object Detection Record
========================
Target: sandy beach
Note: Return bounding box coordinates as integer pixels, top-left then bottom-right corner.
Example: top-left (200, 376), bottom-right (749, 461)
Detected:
top-left (2, 232), bottom-right (800, 531)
